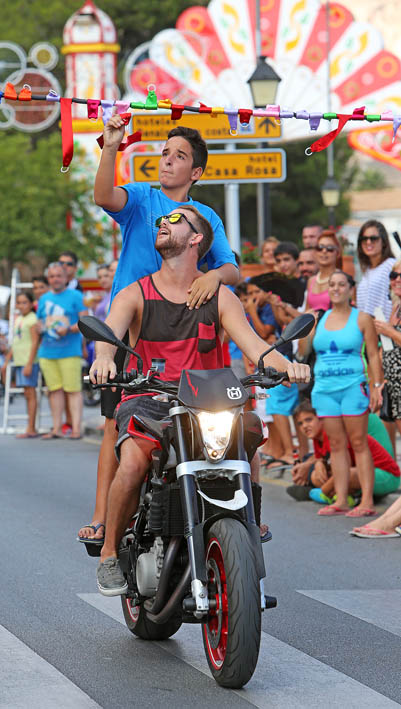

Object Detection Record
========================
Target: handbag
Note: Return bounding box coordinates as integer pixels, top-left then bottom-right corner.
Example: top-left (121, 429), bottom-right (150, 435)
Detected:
top-left (379, 383), bottom-right (394, 422)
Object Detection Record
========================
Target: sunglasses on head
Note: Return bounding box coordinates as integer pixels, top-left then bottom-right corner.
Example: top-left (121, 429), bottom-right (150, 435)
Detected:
top-left (359, 235), bottom-right (381, 243)
top-left (59, 260), bottom-right (75, 267)
top-left (316, 244), bottom-right (337, 253)
top-left (155, 212), bottom-right (197, 234)
top-left (389, 271), bottom-right (401, 281)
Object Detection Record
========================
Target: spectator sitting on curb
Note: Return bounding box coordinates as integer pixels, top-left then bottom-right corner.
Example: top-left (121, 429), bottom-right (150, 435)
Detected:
top-left (287, 400), bottom-right (400, 504)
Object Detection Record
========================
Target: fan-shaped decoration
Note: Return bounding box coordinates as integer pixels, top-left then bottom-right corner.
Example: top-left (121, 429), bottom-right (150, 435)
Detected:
top-left (123, 0), bottom-right (401, 141)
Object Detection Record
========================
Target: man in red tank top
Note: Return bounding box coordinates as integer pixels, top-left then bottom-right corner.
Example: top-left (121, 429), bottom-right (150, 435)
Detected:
top-left (91, 207), bottom-right (310, 595)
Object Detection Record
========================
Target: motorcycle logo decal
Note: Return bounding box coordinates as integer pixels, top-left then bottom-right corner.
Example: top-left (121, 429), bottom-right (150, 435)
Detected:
top-left (185, 370), bottom-right (198, 397)
top-left (226, 386), bottom-right (242, 400)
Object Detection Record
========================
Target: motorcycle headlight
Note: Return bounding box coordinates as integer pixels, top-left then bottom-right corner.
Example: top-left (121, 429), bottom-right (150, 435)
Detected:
top-left (197, 410), bottom-right (235, 461)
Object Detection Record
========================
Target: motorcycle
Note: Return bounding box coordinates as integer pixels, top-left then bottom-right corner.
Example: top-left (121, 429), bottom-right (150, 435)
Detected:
top-left (78, 313), bottom-right (314, 689)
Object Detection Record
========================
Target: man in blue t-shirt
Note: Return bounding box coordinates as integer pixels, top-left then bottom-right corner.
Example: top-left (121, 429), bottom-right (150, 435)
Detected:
top-left (37, 262), bottom-right (87, 440)
top-left (78, 118), bottom-right (239, 543)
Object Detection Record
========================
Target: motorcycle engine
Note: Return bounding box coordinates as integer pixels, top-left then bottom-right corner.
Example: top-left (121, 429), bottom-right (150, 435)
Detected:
top-left (136, 537), bottom-right (164, 597)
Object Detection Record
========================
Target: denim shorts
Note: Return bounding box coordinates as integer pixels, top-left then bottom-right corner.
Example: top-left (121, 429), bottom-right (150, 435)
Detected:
top-left (15, 363), bottom-right (39, 388)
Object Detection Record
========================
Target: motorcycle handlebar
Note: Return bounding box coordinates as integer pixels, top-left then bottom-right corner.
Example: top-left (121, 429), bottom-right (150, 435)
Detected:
top-left (240, 369), bottom-right (289, 389)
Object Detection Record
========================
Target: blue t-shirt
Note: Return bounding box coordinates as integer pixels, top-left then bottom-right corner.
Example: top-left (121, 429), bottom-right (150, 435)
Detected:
top-left (37, 290), bottom-right (84, 359)
top-left (104, 183), bottom-right (236, 302)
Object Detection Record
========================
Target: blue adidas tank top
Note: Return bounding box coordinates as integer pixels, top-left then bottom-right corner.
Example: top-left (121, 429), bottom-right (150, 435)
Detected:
top-left (313, 307), bottom-right (365, 392)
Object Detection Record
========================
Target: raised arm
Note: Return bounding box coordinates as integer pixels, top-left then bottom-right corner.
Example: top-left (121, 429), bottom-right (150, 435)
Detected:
top-left (94, 115), bottom-right (129, 212)
top-left (219, 287), bottom-right (309, 382)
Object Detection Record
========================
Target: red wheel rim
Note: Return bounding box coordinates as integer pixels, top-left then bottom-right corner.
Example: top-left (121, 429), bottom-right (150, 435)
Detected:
top-left (125, 598), bottom-right (140, 623)
top-left (203, 537), bottom-right (228, 669)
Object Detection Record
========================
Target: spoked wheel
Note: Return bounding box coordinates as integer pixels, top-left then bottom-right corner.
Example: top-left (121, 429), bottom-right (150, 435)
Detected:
top-left (121, 596), bottom-right (181, 640)
top-left (202, 518), bottom-right (261, 688)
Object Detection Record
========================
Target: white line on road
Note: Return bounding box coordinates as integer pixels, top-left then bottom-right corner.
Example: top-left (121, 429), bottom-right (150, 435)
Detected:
top-left (78, 593), bottom-right (399, 709)
top-left (298, 589), bottom-right (401, 637)
top-left (0, 624), bottom-right (101, 709)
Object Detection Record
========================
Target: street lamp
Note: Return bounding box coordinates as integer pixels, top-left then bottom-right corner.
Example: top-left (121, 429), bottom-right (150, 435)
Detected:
top-left (247, 57), bottom-right (281, 108)
top-left (247, 57), bottom-right (281, 244)
top-left (321, 176), bottom-right (340, 227)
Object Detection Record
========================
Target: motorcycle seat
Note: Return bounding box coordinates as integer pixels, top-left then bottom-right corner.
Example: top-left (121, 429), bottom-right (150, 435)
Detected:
top-left (132, 414), bottom-right (172, 444)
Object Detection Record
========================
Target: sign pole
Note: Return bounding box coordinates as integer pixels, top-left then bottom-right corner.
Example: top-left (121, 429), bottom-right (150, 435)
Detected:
top-left (224, 143), bottom-right (241, 255)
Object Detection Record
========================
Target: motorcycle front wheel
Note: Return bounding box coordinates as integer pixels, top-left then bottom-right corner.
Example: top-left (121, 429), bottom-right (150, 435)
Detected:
top-left (202, 518), bottom-right (261, 688)
top-left (121, 596), bottom-right (182, 640)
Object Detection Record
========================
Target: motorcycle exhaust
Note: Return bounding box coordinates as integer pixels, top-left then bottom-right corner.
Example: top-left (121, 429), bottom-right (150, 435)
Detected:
top-left (146, 563), bottom-right (191, 625)
top-left (144, 536), bottom-right (181, 615)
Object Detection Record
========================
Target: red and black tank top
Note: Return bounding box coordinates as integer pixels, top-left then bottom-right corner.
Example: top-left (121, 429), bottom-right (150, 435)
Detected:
top-left (126, 275), bottom-right (224, 382)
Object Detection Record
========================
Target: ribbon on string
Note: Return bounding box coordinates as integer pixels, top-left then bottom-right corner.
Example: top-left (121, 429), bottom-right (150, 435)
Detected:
top-left (199, 102), bottom-right (212, 113)
top-left (60, 98), bottom-right (74, 172)
top-left (0, 90), bottom-right (3, 103)
top-left (381, 110), bottom-right (393, 122)
top-left (238, 109), bottom-right (253, 125)
top-left (309, 113), bottom-right (323, 131)
top-left (392, 117), bottom-right (401, 142)
top-left (115, 100), bottom-right (130, 115)
top-left (100, 100), bottom-right (115, 125)
top-left (97, 113), bottom-right (142, 151)
top-left (308, 108), bottom-right (365, 153)
top-left (295, 110), bottom-right (309, 120)
top-left (87, 99), bottom-right (101, 119)
top-left (158, 99), bottom-right (172, 109)
top-left (46, 90), bottom-right (60, 101)
top-left (4, 82), bottom-right (17, 100)
top-left (18, 86), bottom-right (32, 101)
top-left (171, 104), bottom-right (184, 120)
top-left (144, 90), bottom-right (158, 110)
top-left (279, 109), bottom-right (294, 118)
top-left (225, 110), bottom-right (238, 133)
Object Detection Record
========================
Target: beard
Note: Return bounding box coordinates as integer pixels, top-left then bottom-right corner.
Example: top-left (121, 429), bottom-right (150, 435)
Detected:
top-left (155, 235), bottom-right (188, 259)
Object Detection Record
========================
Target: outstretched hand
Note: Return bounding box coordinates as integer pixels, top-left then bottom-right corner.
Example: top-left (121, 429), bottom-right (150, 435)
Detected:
top-left (187, 271), bottom-right (220, 310)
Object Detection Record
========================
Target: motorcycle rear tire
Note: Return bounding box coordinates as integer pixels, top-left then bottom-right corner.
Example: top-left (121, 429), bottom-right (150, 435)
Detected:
top-left (121, 596), bottom-right (182, 640)
top-left (202, 518), bottom-right (261, 688)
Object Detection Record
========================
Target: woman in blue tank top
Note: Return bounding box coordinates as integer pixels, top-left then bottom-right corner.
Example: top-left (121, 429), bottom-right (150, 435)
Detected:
top-left (310, 270), bottom-right (384, 517)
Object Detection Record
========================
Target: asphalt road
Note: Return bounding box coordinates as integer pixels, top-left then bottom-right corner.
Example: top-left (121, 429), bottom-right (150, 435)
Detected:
top-left (1, 433), bottom-right (400, 708)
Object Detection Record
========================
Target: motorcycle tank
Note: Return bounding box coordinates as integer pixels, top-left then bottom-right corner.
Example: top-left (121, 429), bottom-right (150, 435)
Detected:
top-left (178, 369), bottom-right (248, 410)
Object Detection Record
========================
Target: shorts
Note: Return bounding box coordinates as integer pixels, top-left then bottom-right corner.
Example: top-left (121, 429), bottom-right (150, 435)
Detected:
top-left (114, 394), bottom-right (171, 462)
top-left (100, 335), bottom-right (128, 418)
top-left (373, 468), bottom-right (400, 497)
top-left (312, 381), bottom-right (369, 418)
top-left (265, 381), bottom-right (299, 417)
top-left (39, 356), bottom-right (81, 393)
top-left (15, 363), bottom-right (39, 388)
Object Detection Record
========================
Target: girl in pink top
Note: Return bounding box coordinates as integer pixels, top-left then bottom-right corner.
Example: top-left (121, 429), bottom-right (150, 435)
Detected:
top-left (306, 230), bottom-right (342, 311)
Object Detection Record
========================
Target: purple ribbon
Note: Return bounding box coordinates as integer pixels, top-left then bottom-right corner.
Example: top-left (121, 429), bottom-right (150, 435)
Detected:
top-left (101, 100), bottom-right (115, 125)
top-left (309, 112), bottom-right (323, 131)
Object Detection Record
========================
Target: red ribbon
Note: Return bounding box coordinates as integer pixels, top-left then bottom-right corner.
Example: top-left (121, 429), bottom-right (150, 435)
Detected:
top-left (60, 98), bottom-right (73, 171)
top-left (97, 115), bottom-right (142, 152)
top-left (310, 106), bottom-right (366, 153)
top-left (199, 102), bottom-right (212, 113)
top-left (4, 82), bottom-right (17, 100)
top-left (18, 87), bottom-right (32, 101)
top-left (171, 104), bottom-right (184, 120)
top-left (87, 99), bottom-right (101, 119)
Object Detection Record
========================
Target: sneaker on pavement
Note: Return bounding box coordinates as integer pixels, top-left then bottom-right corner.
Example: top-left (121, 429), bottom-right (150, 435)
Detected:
top-left (97, 556), bottom-right (128, 596)
top-left (286, 484), bottom-right (313, 501)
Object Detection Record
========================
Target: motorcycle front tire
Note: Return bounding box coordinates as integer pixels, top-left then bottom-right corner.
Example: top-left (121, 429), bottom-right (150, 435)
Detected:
top-left (202, 518), bottom-right (261, 688)
top-left (121, 596), bottom-right (182, 640)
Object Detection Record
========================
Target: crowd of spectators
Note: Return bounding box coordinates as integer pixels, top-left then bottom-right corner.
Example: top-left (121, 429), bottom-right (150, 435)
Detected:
top-left (234, 220), bottom-right (401, 538)
top-left (1, 255), bottom-right (116, 440)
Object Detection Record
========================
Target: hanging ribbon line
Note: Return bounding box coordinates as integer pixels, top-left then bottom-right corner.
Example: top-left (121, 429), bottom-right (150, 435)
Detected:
top-left (3, 82), bottom-right (401, 167)
top-left (60, 98), bottom-right (74, 172)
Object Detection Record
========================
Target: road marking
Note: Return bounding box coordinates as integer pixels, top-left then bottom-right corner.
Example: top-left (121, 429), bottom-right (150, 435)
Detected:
top-left (298, 590), bottom-right (401, 637)
top-left (78, 593), bottom-right (399, 708)
top-left (0, 623), bottom-right (100, 709)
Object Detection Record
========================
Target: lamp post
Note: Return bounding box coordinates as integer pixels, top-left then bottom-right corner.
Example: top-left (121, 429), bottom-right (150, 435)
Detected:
top-left (321, 176), bottom-right (340, 227)
top-left (247, 57), bottom-right (281, 247)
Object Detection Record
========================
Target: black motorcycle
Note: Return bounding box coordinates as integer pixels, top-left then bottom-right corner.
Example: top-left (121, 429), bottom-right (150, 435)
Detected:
top-left (78, 313), bottom-right (313, 689)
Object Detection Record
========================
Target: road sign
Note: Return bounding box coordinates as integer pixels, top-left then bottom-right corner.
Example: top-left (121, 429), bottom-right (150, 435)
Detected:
top-left (132, 149), bottom-right (286, 185)
top-left (132, 111), bottom-right (281, 143)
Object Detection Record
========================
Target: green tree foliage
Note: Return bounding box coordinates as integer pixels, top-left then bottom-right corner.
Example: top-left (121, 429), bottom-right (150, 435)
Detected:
top-left (0, 131), bottom-right (109, 280)
top-left (353, 167), bottom-right (388, 191)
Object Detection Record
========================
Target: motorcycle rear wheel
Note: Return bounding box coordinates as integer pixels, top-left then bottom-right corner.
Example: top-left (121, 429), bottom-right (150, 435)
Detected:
top-left (202, 518), bottom-right (261, 688)
top-left (121, 596), bottom-right (182, 640)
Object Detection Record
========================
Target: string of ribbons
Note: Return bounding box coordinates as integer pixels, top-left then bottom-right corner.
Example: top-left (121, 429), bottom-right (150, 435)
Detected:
top-left (2, 82), bottom-right (400, 171)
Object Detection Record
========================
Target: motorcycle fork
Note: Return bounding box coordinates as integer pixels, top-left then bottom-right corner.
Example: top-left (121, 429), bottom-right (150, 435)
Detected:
top-left (234, 414), bottom-right (266, 580)
top-left (170, 403), bottom-right (208, 617)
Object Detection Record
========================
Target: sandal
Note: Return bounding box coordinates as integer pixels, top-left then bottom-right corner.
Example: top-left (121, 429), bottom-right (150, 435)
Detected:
top-left (345, 506), bottom-right (376, 518)
top-left (349, 525), bottom-right (400, 538)
top-left (77, 522), bottom-right (105, 545)
top-left (318, 505), bottom-right (348, 516)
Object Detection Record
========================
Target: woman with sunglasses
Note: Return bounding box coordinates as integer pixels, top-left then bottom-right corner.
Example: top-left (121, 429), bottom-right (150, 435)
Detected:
top-left (306, 230), bottom-right (341, 311)
top-left (310, 270), bottom-right (383, 517)
top-left (356, 220), bottom-right (395, 320)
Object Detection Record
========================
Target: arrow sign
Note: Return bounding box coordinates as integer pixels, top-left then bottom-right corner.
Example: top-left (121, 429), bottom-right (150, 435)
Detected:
top-left (258, 117), bottom-right (277, 135)
top-left (139, 159), bottom-right (156, 178)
